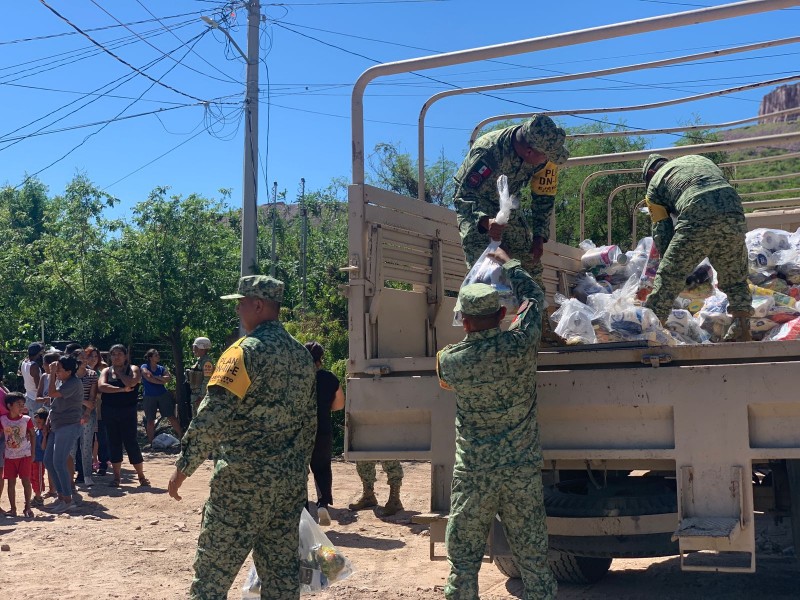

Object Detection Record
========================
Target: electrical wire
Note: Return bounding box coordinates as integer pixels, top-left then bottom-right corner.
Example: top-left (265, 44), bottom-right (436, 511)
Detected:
top-left (39, 0), bottom-right (207, 103)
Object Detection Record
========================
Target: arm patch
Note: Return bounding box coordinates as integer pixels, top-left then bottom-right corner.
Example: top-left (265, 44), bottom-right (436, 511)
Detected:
top-left (531, 162), bottom-right (558, 196)
top-left (208, 339), bottom-right (251, 399)
top-left (465, 160), bottom-right (493, 189)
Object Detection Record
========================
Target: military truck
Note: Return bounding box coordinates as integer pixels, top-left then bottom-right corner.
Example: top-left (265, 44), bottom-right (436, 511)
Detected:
top-left (343, 0), bottom-right (800, 583)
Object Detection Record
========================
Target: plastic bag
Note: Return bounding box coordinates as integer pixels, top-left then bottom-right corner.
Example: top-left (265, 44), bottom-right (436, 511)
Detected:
top-left (242, 508), bottom-right (353, 598)
top-left (453, 175), bottom-right (518, 326)
top-left (626, 237), bottom-right (660, 302)
top-left (763, 316), bottom-right (800, 341)
top-left (572, 272), bottom-right (611, 304)
top-left (152, 432), bottom-right (180, 449)
top-left (695, 290), bottom-right (730, 342)
top-left (665, 309), bottom-right (710, 344)
top-left (550, 294), bottom-right (597, 345)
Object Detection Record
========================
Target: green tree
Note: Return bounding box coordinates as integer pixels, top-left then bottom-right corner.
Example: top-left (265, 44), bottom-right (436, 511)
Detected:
top-left (107, 187), bottom-right (240, 404)
top-left (367, 142), bottom-right (457, 206)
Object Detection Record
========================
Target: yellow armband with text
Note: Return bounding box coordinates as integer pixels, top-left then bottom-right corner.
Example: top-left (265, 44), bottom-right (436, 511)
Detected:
top-left (645, 197), bottom-right (670, 223)
top-left (530, 162), bottom-right (558, 196)
top-left (208, 338), bottom-right (251, 399)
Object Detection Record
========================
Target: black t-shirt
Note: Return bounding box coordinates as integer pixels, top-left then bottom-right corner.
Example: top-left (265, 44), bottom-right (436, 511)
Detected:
top-left (315, 369), bottom-right (340, 436)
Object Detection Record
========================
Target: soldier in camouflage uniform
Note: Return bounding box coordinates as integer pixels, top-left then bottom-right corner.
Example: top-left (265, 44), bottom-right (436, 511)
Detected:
top-left (168, 275), bottom-right (317, 600)
top-left (453, 114), bottom-right (569, 288)
top-left (642, 154), bottom-right (752, 341)
top-left (186, 336), bottom-right (214, 419)
top-left (348, 460), bottom-right (404, 516)
top-left (436, 248), bottom-right (556, 600)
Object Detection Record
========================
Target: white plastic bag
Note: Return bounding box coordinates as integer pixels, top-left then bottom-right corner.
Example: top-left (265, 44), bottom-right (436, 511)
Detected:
top-left (550, 294), bottom-right (597, 345)
top-left (242, 508), bottom-right (353, 598)
top-left (152, 432), bottom-right (180, 449)
top-left (453, 175), bottom-right (519, 326)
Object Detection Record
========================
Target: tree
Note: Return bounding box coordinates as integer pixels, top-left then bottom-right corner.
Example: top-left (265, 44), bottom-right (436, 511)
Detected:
top-left (106, 187), bottom-right (240, 406)
top-left (367, 142), bottom-right (457, 206)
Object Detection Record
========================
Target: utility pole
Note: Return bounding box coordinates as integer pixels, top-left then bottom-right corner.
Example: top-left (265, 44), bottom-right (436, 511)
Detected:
top-left (299, 177), bottom-right (307, 314)
top-left (202, 2), bottom-right (261, 277)
top-left (241, 0), bottom-right (260, 277)
top-left (270, 180), bottom-right (278, 277)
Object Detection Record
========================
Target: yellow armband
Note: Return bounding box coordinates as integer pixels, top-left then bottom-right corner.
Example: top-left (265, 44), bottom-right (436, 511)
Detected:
top-left (530, 162), bottom-right (558, 196)
top-left (645, 197), bottom-right (670, 223)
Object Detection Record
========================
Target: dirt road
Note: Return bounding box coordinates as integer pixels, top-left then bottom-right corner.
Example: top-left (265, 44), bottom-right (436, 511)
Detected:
top-left (0, 456), bottom-right (797, 598)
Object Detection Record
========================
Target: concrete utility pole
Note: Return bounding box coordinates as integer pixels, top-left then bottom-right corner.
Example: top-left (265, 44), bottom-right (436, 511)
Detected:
top-left (270, 180), bottom-right (278, 277)
top-left (202, 1), bottom-right (260, 277)
top-left (241, 0), bottom-right (261, 277)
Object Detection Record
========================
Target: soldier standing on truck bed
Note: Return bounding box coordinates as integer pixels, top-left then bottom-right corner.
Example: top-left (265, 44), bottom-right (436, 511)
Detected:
top-left (436, 247), bottom-right (556, 600)
top-left (642, 153), bottom-right (753, 342)
top-left (453, 114), bottom-right (569, 290)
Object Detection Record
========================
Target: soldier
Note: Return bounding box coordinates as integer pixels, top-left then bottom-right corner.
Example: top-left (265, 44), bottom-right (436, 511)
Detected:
top-left (348, 460), bottom-right (404, 516)
top-left (642, 154), bottom-right (752, 341)
top-left (168, 275), bottom-right (317, 600)
top-left (436, 248), bottom-right (556, 600)
top-left (453, 114), bottom-right (569, 289)
top-left (186, 336), bottom-right (214, 418)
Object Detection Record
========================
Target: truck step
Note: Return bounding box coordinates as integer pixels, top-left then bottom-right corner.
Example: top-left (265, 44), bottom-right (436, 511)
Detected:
top-left (671, 517), bottom-right (741, 542)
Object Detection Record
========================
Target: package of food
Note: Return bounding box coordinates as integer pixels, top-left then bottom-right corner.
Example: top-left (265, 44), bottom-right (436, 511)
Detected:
top-left (550, 294), bottom-right (597, 345)
top-left (763, 317), bottom-right (800, 341)
top-left (242, 509), bottom-right (353, 598)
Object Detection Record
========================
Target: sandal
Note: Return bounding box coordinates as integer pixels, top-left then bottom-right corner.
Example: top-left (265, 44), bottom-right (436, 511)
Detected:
top-left (109, 478), bottom-right (122, 488)
top-left (23, 507), bottom-right (34, 518)
top-left (138, 476), bottom-right (151, 487)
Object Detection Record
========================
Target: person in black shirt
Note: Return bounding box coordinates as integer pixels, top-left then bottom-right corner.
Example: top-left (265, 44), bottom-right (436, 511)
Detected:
top-left (305, 342), bottom-right (344, 526)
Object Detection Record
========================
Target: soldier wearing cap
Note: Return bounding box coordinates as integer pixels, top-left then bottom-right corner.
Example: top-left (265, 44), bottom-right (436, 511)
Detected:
top-left (437, 249), bottom-right (556, 600)
top-left (186, 336), bottom-right (214, 419)
top-left (453, 114), bottom-right (569, 288)
top-left (168, 275), bottom-right (317, 599)
top-left (642, 153), bottom-right (752, 341)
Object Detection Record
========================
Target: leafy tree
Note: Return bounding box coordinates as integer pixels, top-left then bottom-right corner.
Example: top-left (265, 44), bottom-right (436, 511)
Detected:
top-left (367, 142), bottom-right (457, 206)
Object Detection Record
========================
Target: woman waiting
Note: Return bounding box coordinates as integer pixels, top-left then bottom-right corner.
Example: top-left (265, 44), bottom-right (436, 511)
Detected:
top-left (44, 355), bottom-right (83, 513)
top-left (85, 346), bottom-right (109, 476)
top-left (97, 344), bottom-right (149, 488)
top-left (141, 348), bottom-right (182, 444)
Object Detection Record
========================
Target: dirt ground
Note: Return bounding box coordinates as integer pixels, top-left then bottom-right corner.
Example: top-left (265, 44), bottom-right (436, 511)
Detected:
top-left (1, 454), bottom-right (798, 599)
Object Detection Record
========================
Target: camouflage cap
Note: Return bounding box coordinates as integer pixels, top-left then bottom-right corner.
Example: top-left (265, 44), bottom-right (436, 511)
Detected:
top-left (454, 283), bottom-right (500, 316)
top-left (220, 275), bottom-right (284, 303)
top-left (520, 115), bottom-right (570, 166)
top-left (642, 153), bottom-right (667, 182)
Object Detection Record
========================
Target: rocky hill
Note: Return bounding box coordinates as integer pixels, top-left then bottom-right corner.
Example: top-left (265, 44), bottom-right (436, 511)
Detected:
top-left (759, 83), bottom-right (800, 123)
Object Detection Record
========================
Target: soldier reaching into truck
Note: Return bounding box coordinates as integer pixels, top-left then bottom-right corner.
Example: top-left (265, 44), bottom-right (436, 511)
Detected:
top-left (436, 247), bottom-right (556, 600)
top-left (642, 153), bottom-right (753, 342)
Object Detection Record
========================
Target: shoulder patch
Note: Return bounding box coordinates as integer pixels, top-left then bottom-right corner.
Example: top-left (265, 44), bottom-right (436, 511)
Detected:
top-left (208, 338), bottom-right (251, 399)
top-left (509, 299), bottom-right (531, 330)
top-left (202, 360), bottom-right (214, 377)
top-left (436, 350), bottom-right (453, 391)
top-left (531, 162), bottom-right (558, 196)
top-left (465, 160), bottom-right (493, 189)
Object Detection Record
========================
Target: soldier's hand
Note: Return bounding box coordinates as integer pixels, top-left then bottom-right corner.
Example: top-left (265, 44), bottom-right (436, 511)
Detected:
top-left (529, 236), bottom-right (544, 263)
top-left (487, 247), bottom-right (512, 265)
top-left (168, 469), bottom-right (187, 501)
top-left (487, 218), bottom-right (506, 242)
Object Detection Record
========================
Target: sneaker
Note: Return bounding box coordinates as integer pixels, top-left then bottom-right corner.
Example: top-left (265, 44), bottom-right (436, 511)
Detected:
top-left (97, 468), bottom-right (107, 476)
top-left (50, 501), bottom-right (75, 514)
top-left (75, 476), bottom-right (85, 485)
top-left (46, 500), bottom-right (66, 512)
top-left (317, 506), bottom-right (331, 527)
top-left (32, 496), bottom-right (45, 507)
top-left (82, 476), bottom-right (94, 487)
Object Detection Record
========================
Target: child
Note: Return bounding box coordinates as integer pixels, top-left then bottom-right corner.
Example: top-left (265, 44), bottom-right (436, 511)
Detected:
top-left (31, 408), bottom-right (49, 507)
top-left (1, 392), bottom-right (36, 517)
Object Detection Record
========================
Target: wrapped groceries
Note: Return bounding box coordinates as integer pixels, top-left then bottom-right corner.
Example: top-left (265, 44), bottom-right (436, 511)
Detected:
top-left (554, 226), bottom-right (800, 346)
top-left (242, 509), bottom-right (353, 598)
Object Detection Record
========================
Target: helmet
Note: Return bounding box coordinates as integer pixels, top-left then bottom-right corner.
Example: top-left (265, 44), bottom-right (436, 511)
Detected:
top-left (642, 153), bottom-right (667, 183)
top-left (192, 337), bottom-right (211, 350)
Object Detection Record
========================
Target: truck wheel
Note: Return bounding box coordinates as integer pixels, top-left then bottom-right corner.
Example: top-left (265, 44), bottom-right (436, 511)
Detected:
top-left (544, 475), bottom-right (678, 558)
top-left (494, 552), bottom-right (612, 584)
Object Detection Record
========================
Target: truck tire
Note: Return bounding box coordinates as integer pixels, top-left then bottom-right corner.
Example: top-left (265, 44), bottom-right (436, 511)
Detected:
top-left (545, 475), bottom-right (679, 558)
top-left (494, 552), bottom-right (612, 584)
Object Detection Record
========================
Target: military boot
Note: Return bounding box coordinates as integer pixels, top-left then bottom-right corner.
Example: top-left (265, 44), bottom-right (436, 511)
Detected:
top-left (723, 312), bottom-right (752, 342)
top-left (381, 483), bottom-right (404, 516)
top-left (348, 484), bottom-right (378, 511)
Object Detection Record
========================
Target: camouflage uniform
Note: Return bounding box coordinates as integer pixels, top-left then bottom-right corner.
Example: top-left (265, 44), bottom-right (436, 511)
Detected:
top-left (436, 264), bottom-right (556, 600)
top-left (453, 114), bottom-right (569, 288)
top-left (175, 276), bottom-right (317, 600)
top-left (355, 460), bottom-right (403, 487)
top-left (187, 353), bottom-right (214, 418)
top-left (643, 154), bottom-right (752, 321)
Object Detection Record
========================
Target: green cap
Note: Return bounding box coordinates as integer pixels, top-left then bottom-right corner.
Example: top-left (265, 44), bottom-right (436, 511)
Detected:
top-left (642, 153), bottom-right (667, 183)
top-left (520, 115), bottom-right (569, 166)
top-left (220, 275), bottom-right (284, 303)
top-left (455, 283), bottom-right (500, 316)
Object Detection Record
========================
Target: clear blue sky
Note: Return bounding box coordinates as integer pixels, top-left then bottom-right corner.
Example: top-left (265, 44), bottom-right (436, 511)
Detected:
top-left (2, 0), bottom-right (799, 218)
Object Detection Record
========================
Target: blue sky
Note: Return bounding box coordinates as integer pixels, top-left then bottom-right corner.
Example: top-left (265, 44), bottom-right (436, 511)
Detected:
top-left (2, 0), bottom-right (799, 219)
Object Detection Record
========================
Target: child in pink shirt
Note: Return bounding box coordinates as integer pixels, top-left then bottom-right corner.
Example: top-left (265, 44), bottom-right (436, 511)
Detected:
top-left (2, 392), bottom-right (36, 517)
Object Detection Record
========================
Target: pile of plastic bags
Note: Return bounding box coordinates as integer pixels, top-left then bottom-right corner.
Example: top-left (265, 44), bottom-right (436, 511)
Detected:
top-left (550, 227), bottom-right (800, 345)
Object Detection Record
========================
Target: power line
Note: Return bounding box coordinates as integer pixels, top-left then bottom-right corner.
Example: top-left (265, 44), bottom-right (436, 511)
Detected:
top-left (0, 10), bottom-right (207, 45)
top-left (134, 0), bottom-right (243, 85)
top-left (39, 0), bottom-right (207, 103)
